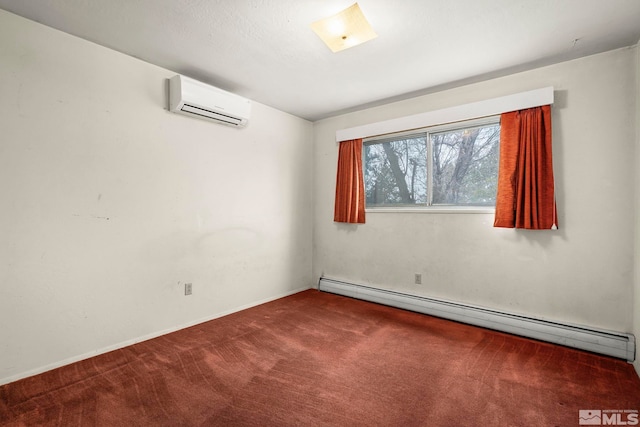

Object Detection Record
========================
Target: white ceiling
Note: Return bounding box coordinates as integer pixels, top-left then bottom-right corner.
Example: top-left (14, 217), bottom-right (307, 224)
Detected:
top-left (1, 1), bottom-right (639, 121)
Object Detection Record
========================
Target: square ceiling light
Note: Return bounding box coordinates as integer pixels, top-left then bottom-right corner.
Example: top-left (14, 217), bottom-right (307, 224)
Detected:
top-left (311, 3), bottom-right (377, 53)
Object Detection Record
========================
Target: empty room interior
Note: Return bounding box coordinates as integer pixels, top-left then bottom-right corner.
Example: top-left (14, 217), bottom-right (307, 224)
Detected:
top-left (1, 1), bottom-right (640, 425)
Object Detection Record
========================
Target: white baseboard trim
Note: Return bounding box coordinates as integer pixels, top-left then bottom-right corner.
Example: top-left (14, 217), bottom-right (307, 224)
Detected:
top-left (318, 277), bottom-right (635, 362)
top-left (0, 285), bottom-right (311, 386)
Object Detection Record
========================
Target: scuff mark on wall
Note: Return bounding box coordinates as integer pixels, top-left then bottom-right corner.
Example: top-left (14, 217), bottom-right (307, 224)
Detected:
top-left (71, 214), bottom-right (110, 220)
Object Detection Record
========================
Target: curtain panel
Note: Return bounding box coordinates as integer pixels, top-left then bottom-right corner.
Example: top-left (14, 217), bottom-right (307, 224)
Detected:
top-left (334, 139), bottom-right (366, 224)
top-left (494, 105), bottom-right (557, 229)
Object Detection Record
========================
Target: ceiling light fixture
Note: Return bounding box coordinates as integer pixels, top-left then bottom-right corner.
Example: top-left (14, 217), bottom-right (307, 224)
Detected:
top-left (310, 3), bottom-right (377, 53)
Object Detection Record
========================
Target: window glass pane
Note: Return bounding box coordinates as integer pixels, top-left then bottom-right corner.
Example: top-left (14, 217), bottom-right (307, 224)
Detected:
top-left (430, 124), bottom-right (500, 205)
top-left (362, 118), bottom-right (500, 209)
top-left (364, 137), bottom-right (427, 206)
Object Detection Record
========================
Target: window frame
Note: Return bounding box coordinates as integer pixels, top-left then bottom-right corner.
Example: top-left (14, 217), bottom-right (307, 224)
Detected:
top-left (363, 115), bottom-right (500, 214)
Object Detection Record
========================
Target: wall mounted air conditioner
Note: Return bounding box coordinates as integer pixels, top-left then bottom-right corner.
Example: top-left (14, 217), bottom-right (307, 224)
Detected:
top-left (169, 75), bottom-right (251, 128)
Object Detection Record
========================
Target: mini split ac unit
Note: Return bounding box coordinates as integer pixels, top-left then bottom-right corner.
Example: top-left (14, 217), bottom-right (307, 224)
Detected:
top-left (169, 75), bottom-right (251, 128)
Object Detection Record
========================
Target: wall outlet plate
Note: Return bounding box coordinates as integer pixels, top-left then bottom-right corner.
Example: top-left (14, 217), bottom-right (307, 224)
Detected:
top-left (185, 283), bottom-right (192, 295)
top-left (414, 274), bottom-right (422, 285)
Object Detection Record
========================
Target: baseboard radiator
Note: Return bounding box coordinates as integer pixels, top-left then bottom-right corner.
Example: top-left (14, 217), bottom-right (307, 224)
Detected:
top-left (318, 278), bottom-right (635, 362)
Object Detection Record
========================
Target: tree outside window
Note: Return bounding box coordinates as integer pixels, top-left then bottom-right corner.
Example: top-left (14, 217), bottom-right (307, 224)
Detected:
top-left (364, 118), bottom-right (500, 207)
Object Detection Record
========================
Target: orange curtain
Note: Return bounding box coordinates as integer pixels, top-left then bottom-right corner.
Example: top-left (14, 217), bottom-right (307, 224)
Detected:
top-left (334, 139), bottom-right (366, 223)
top-left (494, 105), bottom-right (557, 229)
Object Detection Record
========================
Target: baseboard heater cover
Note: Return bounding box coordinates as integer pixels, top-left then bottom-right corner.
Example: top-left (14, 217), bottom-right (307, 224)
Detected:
top-left (318, 278), bottom-right (635, 362)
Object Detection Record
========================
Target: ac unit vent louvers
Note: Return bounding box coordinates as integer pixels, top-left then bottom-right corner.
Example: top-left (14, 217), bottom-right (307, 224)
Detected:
top-left (180, 104), bottom-right (244, 126)
top-left (169, 75), bottom-right (251, 127)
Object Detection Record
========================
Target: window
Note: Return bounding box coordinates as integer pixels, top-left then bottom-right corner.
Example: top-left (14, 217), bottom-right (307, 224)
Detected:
top-left (364, 117), bottom-right (500, 208)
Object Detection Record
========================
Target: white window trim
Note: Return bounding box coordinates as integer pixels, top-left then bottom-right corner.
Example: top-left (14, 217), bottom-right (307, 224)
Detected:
top-left (365, 206), bottom-right (495, 214)
top-left (336, 87), bottom-right (554, 142)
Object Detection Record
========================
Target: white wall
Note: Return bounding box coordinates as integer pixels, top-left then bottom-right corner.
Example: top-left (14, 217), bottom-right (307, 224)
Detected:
top-left (634, 41), bottom-right (640, 375)
top-left (314, 47), bottom-right (637, 334)
top-left (0, 10), bottom-right (313, 384)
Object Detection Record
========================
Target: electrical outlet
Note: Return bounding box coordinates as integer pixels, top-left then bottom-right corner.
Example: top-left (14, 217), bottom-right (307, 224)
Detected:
top-left (415, 274), bottom-right (422, 285)
top-left (185, 283), bottom-right (192, 296)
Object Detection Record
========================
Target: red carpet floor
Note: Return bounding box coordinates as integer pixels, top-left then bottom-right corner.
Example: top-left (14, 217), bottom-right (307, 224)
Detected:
top-left (1, 289), bottom-right (639, 426)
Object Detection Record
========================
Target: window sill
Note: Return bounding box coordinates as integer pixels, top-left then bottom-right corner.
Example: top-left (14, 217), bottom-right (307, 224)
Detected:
top-left (365, 206), bottom-right (495, 214)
